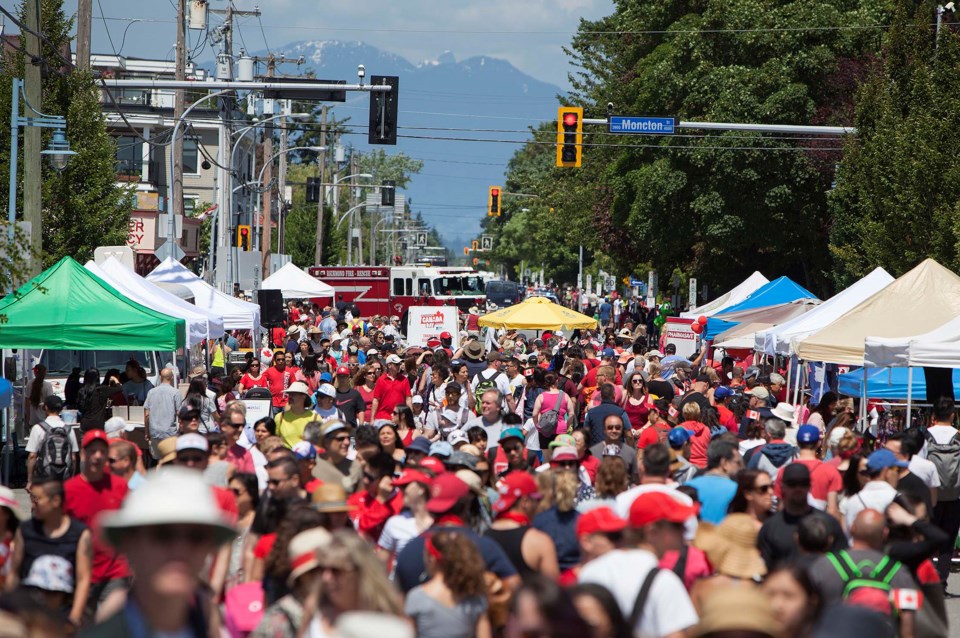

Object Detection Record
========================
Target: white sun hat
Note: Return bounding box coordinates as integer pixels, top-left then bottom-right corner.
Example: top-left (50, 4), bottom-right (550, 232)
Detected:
top-left (99, 467), bottom-right (236, 547)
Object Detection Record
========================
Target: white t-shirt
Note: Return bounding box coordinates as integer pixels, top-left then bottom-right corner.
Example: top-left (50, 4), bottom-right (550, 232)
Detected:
top-left (908, 456), bottom-right (941, 489)
top-left (25, 416), bottom-right (79, 455)
top-left (466, 416), bottom-right (503, 450)
top-left (580, 549), bottom-right (698, 638)
top-left (377, 510), bottom-right (421, 557)
top-left (919, 425), bottom-right (958, 457)
top-left (470, 368), bottom-right (511, 409)
top-left (844, 480), bottom-right (898, 532)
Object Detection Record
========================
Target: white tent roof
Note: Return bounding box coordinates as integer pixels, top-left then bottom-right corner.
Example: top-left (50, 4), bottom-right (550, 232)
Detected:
top-left (260, 262), bottom-right (334, 299)
top-left (86, 258), bottom-right (225, 346)
top-left (680, 271), bottom-right (769, 319)
top-left (796, 259), bottom-right (960, 365)
top-left (147, 257), bottom-right (261, 331)
top-left (755, 267), bottom-right (894, 356)
top-left (865, 313), bottom-right (960, 368)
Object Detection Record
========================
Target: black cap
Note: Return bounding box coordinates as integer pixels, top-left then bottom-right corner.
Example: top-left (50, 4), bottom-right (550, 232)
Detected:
top-left (695, 373), bottom-right (711, 384)
top-left (178, 404), bottom-right (201, 419)
top-left (782, 463), bottom-right (811, 486)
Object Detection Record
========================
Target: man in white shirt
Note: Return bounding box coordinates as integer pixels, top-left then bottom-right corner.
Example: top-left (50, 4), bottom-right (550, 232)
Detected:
top-left (25, 395), bottom-right (79, 487)
top-left (843, 448), bottom-right (904, 532)
top-left (470, 352), bottom-right (513, 412)
top-left (580, 491), bottom-right (699, 638)
top-left (466, 389), bottom-right (505, 449)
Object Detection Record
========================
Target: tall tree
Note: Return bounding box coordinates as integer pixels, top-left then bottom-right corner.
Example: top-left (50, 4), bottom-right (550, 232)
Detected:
top-left (828, 3), bottom-right (960, 285)
top-left (0, 0), bottom-right (133, 269)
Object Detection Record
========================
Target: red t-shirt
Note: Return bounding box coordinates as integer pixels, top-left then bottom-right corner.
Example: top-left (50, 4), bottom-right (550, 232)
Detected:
top-left (684, 420), bottom-right (710, 469)
top-left (263, 366), bottom-right (295, 408)
top-left (637, 423), bottom-right (671, 449)
top-left (716, 404), bottom-right (738, 433)
top-left (774, 458), bottom-right (843, 502)
top-left (240, 373), bottom-right (269, 391)
top-left (64, 473), bottom-right (130, 583)
top-left (213, 486), bottom-right (238, 524)
top-left (271, 327), bottom-right (286, 348)
top-left (254, 532), bottom-right (276, 559)
top-left (372, 374), bottom-right (411, 420)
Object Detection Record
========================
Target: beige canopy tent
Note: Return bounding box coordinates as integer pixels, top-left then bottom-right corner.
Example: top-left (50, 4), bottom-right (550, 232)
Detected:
top-left (796, 259), bottom-right (960, 365)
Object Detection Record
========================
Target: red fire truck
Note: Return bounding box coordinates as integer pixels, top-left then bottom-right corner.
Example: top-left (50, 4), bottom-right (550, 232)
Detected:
top-left (307, 265), bottom-right (486, 317)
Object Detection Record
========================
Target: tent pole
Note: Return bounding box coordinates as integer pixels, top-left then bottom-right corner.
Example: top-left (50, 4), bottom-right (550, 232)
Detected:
top-left (861, 366), bottom-right (868, 431)
top-left (792, 356), bottom-right (802, 407)
top-left (906, 367), bottom-right (913, 429)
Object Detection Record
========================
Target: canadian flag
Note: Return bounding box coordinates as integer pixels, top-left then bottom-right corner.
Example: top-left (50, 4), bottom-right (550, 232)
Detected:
top-left (892, 588), bottom-right (922, 611)
top-left (747, 409), bottom-right (761, 420)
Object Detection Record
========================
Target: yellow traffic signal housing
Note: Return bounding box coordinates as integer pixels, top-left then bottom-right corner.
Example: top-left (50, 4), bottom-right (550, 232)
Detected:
top-left (237, 225), bottom-right (251, 251)
top-left (488, 186), bottom-right (502, 216)
top-left (556, 106), bottom-right (583, 167)
top-left (472, 240), bottom-right (479, 250)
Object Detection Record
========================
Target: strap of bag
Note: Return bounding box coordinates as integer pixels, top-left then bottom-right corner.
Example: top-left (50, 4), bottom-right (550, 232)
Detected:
top-left (671, 545), bottom-right (689, 581)
top-left (628, 568), bottom-right (660, 629)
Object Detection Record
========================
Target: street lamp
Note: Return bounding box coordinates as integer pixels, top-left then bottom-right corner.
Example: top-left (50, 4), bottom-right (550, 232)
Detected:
top-left (251, 146), bottom-right (326, 251)
top-left (7, 78), bottom-right (76, 247)
top-left (331, 172), bottom-right (372, 264)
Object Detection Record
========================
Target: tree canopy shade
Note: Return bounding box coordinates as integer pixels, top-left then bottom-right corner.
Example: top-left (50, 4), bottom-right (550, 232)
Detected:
top-left (0, 257), bottom-right (185, 350)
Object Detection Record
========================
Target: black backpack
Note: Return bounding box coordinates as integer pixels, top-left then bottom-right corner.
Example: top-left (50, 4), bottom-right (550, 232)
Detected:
top-left (34, 421), bottom-right (74, 481)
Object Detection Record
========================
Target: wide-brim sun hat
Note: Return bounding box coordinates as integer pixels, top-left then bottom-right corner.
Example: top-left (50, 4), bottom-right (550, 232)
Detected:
top-left (99, 467), bottom-right (236, 547)
top-left (0, 486), bottom-right (23, 520)
top-left (694, 513), bottom-right (767, 580)
top-left (692, 586), bottom-right (783, 637)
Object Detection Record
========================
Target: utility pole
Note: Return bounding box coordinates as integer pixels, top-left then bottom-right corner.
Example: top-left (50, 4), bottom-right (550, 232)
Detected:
top-left (354, 151), bottom-right (363, 263)
top-left (313, 105), bottom-right (327, 265)
top-left (76, 0), bottom-right (92, 70)
top-left (23, 0), bottom-right (42, 274)
top-left (274, 99), bottom-right (289, 263)
top-left (172, 0), bottom-right (186, 219)
top-left (260, 55), bottom-right (275, 259)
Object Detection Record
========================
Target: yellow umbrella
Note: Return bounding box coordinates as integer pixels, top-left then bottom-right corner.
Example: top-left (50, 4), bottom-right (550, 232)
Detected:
top-left (477, 296), bottom-right (598, 331)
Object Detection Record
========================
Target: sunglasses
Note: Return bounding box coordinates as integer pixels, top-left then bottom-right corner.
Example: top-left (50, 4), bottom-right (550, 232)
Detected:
top-left (333, 434), bottom-right (350, 442)
top-left (177, 454), bottom-right (206, 464)
top-left (140, 524), bottom-right (214, 546)
top-left (753, 484), bottom-right (773, 493)
top-left (503, 444), bottom-right (523, 453)
top-left (554, 460), bottom-right (578, 469)
top-left (266, 477), bottom-right (291, 487)
top-left (107, 457), bottom-right (122, 464)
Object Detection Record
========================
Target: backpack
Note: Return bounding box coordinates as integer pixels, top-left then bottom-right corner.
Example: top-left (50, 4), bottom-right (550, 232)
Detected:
top-left (34, 421), bottom-right (74, 481)
top-left (825, 550), bottom-right (904, 616)
top-left (537, 391), bottom-right (566, 436)
top-left (925, 430), bottom-right (960, 500)
top-left (473, 370), bottom-right (504, 407)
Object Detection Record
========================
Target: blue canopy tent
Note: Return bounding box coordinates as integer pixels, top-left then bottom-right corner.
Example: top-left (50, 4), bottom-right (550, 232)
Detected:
top-left (838, 367), bottom-right (960, 400)
top-left (705, 276), bottom-right (818, 341)
top-left (0, 378), bottom-right (11, 409)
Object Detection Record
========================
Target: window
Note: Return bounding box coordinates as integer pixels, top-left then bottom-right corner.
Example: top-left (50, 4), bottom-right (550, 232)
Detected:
top-left (115, 135), bottom-right (142, 177)
top-left (183, 197), bottom-right (198, 215)
top-left (405, 278), bottom-right (413, 296)
top-left (393, 278), bottom-right (404, 296)
top-left (183, 138), bottom-right (199, 174)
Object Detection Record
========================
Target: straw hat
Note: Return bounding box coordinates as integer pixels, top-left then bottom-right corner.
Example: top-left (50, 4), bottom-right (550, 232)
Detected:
top-left (692, 586), bottom-right (783, 637)
top-left (156, 437), bottom-right (179, 465)
top-left (286, 527), bottom-right (333, 586)
top-left (100, 467), bottom-right (236, 547)
top-left (694, 513), bottom-right (767, 580)
top-left (311, 483), bottom-right (357, 513)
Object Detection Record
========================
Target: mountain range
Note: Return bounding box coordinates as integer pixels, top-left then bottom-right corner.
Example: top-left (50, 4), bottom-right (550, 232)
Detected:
top-left (206, 40), bottom-right (563, 254)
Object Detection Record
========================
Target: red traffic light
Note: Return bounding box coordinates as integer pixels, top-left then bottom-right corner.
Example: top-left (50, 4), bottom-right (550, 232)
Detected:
top-left (491, 188), bottom-right (500, 196)
top-left (563, 112), bottom-right (578, 127)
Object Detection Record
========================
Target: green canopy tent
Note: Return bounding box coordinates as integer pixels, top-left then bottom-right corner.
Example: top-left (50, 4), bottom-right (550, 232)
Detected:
top-left (0, 257), bottom-right (186, 350)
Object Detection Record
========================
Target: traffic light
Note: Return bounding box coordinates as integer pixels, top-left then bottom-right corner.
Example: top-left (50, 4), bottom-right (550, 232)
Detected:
top-left (382, 180), bottom-right (396, 207)
top-left (473, 257), bottom-right (479, 266)
top-left (237, 225), bottom-right (251, 251)
top-left (463, 247), bottom-right (469, 256)
top-left (306, 177), bottom-right (320, 203)
top-left (556, 106), bottom-right (583, 168)
top-left (488, 186), bottom-right (501, 217)
top-left (368, 75), bottom-right (399, 145)
top-left (472, 240), bottom-right (479, 250)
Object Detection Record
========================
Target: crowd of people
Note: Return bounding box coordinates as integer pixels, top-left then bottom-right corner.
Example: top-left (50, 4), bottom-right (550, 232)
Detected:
top-left (0, 296), bottom-right (956, 637)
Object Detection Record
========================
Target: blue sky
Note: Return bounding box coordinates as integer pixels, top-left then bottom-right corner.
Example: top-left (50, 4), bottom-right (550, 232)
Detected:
top-left (65, 0), bottom-right (614, 88)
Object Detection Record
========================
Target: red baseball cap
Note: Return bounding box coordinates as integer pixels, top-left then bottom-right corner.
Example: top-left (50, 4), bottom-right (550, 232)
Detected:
top-left (418, 456), bottom-right (447, 477)
top-left (576, 506), bottom-right (627, 538)
top-left (81, 429), bottom-right (109, 449)
top-left (493, 471), bottom-right (541, 515)
top-left (440, 331), bottom-right (452, 339)
top-left (393, 469), bottom-right (433, 488)
top-left (427, 338), bottom-right (441, 348)
top-left (426, 473), bottom-right (471, 514)
top-left (628, 492), bottom-right (698, 528)
top-left (336, 366), bottom-right (351, 376)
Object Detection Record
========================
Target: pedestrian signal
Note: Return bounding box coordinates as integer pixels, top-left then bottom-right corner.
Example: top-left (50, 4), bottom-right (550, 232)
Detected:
top-left (556, 106), bottom-right (583, 168)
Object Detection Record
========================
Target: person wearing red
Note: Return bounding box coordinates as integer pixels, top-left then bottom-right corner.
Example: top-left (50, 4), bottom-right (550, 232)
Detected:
top-left (486, 471), bottom-right (559, 579)
top-left (370, 354), bottom-right (412, 421)
top-left (271, 326), bottom-right (286, 349)
top-left (347, 452), bottom-right (404, 542)
top-left (680, 402), bottom-right (711, 469)
top-left (635, 403), bottom-right (672, 450)
top-left (220, 404), bottom-right (256, 475)
top-left (774, 425), bottom-right (842, 521)
top-left (558, 506), bottom-right (626, 586)
top-left (64, 430), bottom-right (129, 619)
top-left (262, 351), bottom-right (294, 414)
top-left (171, 434), bottom-right (238, 523)
top-left (713, 387), bottom-right (739, 434)
top-left (292, 441), bottom-right (323, 494)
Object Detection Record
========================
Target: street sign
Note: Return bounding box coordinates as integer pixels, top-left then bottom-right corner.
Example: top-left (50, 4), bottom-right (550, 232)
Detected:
top-left (415, 232), bottom-right (427, 247)
top-left (481, 235), bottom-right (493, 251)
top-left (689, 278), bottom-right (698, 309)
top-left (630, 278), bottom-right (644, 287)
top-left (608, 116), bottom-right (677, 135)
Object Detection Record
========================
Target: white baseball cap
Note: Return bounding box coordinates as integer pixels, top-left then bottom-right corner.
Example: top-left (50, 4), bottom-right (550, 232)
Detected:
top-left (385, 354), bottom-right (402, 365)
top-left (412, 395), bottom-right (424, 405)
top-left (104, 416), bottom-right (135, 438)
top-left (175, 433), bottom-right (209, 453)
top-left (316, 383), bottom-right (337, 399)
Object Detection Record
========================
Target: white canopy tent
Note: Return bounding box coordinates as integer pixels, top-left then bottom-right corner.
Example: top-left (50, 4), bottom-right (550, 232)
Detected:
top-left (713, 300), bottom-right (820, 350)
top-left (260, 262), bottom-right (335, 299)
top-left (865, 313), bottom-right (960, 368)
top-left (796, 259), bottom-right (960, 365)
top-left (756, 267), bottom-right (894, 356)
top-left (147, 257), bottom-right (261, 331)
top-left (680, 271), bottom-right (768, 319)
top-left (86, 257), bottom-right (225, 346)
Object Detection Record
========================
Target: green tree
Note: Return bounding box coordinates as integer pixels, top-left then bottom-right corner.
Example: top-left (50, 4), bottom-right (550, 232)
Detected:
top-left (532, 0), bottom-right (885, 295)
top-left (0, 0), bottom-right (133, 269)
top-left (828, 4), bottom-right (960, 285)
